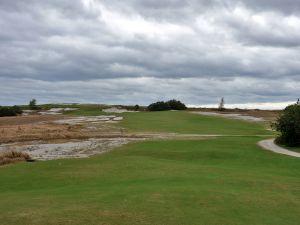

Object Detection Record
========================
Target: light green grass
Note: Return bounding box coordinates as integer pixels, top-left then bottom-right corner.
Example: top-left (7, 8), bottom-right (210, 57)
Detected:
top-left (0, 137), bottom-right (299, 225)
top-left (121, 111), bottom-right (272, 135)
top-left (63, 104), bottom-right (107, 116)
top-left (59, 105), bottom-right (272, 136)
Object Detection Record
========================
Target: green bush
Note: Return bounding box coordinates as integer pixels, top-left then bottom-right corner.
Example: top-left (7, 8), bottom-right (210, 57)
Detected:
top-left (147, 100), bottom-right (186, 111)
top-left (166, 99), bottom-right (187, 110)
top-left (147, 101), bottom-right (171, 111)
top-left (273, 104), bottom-right (300, 147)
top-left (0, 106), bottom-right (23, 117)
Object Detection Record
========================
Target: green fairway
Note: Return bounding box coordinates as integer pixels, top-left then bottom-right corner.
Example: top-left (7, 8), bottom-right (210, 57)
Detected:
top-left (121, 111), bottom-right (272, 135)
top-left (0, 137), bottom-right (299, 225)
top-left (0, 109), bottom-right (298, 225)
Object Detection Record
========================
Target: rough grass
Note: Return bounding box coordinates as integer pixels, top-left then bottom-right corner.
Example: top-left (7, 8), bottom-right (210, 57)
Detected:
top-left (0, 137), bottom-right (299, 225)
top-left (0, 151), bottom-right (30, 165)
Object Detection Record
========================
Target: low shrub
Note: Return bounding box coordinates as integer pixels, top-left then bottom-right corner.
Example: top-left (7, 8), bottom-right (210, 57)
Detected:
top-left (0, 151), bottom-right (31, 166)
top-left (0, 106), bottom-right (23, 117)
top-left (273, 103), bottom-right (300, 147)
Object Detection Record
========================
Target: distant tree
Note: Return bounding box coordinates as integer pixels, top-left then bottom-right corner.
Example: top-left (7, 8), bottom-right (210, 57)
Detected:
top-left (147, 101), bottom-right (170, 111)
top-left (218, 98), bottom-right (225, 111)
top-left (134, 104), bottom-right (140, 111)
top-left (272, 104), bottom-right (300, 147)
top-left (147, 100), bottom-right (187, 111)
top-left (29, 99), bottom-right (38, 110)
top-left (166, 99), bottom-right (187, 110)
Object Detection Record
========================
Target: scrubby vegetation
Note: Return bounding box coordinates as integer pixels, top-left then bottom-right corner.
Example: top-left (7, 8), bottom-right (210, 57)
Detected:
top-left (273, 103), bottom-right (300, 147)
top-left (0, 105), bottom-right (22, 117)
top-left (147, 99), bottom-right (186, 111)
top-left (0, 151), bottom-right (31, 165)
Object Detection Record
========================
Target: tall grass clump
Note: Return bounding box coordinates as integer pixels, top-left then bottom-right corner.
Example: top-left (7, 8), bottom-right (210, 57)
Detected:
top-left (0, 151), bottom-right (31, 166)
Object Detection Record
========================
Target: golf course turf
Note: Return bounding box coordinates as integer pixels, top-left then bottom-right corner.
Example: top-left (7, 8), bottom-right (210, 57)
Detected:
top-left (0, 111), bottom-right (299, 225)
top-left (120, 111), bottom-right (271, 135)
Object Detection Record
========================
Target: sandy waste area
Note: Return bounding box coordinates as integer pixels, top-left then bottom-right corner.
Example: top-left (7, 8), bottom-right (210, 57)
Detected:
top-left (192, 111), bottom-right (265, 122)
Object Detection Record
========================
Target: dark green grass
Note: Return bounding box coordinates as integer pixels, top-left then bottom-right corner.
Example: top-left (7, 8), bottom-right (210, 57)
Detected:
top-left (278, 144), bottom-right (300, 153)
top-left (0, 137), bottom-right (299, 225)
top-left (121, 111), bottom-right (272, 135)
top-left (289, 147), bottom-right (300, 153)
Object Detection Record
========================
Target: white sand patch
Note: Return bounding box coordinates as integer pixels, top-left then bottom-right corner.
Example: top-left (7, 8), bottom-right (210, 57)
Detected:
top-left (39, 111), bottom-right (62, 115)
top-left (54, 116), bottom-right (122, 125)
top-left (22, 110), bottom-right (34, 116)
top-left (193, 112), bottom-right (265, 122)
top-left (64, 108), bottom-right (79, 111)
top-left (113, 117), bottom-right (123, 121)
top-left (22, 110), bottom-right (34, 113)
top-left (48, 108), bottom-right (64, 112)
top-left (103, 107), bottom-right (137, 113)
top-left (38, 108), bottom-right (79, 115)
top-left (0, 138), bottom-right (133, 160)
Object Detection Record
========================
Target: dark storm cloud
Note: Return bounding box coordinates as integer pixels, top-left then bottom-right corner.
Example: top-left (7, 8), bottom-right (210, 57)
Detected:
top-left (0, 0), bottom-right (299, 106)
top-left (237, 0), bottom-right (300, 14)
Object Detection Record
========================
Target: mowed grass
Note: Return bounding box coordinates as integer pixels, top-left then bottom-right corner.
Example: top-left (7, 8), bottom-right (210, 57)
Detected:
top-left (0, 137), bottom-right (299, 225)
top-left (0, 109), bottom-right (297, 225)
top-left (121, 111), bottom-right (272, 135)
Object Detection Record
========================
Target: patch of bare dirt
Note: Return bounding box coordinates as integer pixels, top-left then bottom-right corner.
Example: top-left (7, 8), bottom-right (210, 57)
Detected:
top-left (0, 115), bottom-right (64, 126)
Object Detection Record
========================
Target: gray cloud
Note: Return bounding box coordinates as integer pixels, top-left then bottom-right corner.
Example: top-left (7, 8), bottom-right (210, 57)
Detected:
top-left (0, 0), bottom-right (299, 106)
top-left (0, 77), bottom-right (298, 107)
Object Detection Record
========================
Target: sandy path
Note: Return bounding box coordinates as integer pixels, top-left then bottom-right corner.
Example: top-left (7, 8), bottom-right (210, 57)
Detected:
top-left (258, 139), bottom-right (300, 158)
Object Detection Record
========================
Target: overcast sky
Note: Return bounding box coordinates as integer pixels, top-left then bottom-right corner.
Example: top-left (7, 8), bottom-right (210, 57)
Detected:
top-left (0, 0), bottom-right (299, 108)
